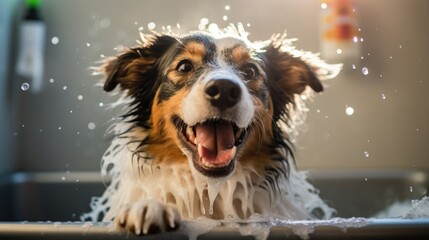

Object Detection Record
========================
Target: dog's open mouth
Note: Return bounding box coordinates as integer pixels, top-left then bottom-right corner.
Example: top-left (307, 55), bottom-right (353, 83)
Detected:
top-left (173, 116), bottom-right (247, 177)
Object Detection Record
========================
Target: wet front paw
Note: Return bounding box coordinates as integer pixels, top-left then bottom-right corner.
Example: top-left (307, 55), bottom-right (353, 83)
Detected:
top-left (116, 199), bottom-right (180, 235)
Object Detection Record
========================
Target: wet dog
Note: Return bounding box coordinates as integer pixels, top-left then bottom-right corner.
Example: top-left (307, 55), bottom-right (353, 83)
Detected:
top-left (85, 26), bottom-right (340, 235)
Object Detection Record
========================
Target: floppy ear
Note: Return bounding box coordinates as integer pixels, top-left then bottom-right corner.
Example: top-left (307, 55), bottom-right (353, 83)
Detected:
top-left (263, 45), bottom-right (324, 120)
top-left (263, 45), bottom-right (323, 95)
top-left (101, 35), bottom-right (177, 96)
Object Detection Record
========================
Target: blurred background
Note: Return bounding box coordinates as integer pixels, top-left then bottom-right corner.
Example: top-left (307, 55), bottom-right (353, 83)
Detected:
top-left (0, 0), bottom-right (428, 221)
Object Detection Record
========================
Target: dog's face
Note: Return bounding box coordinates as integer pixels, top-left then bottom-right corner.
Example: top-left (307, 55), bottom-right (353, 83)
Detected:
top-left (102, 32), bottom-right (323, 178)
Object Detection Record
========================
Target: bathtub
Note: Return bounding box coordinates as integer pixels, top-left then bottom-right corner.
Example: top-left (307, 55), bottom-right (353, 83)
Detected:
top-left (0, 170), bottom-right (428, 239)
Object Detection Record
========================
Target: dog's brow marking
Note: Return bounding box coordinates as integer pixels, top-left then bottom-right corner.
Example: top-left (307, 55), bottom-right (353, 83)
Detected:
top-left (185, 42), bottom-right (206, 59)
top-left (230, 45), bottom-right (251, 63)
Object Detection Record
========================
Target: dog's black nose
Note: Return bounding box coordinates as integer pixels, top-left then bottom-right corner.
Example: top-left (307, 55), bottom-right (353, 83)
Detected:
top-left (205, 79), bottom-right (242, 110)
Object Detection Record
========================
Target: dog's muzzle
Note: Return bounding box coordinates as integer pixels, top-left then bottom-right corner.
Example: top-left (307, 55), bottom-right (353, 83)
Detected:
top-left (175, 76), bottom-right (252, 178)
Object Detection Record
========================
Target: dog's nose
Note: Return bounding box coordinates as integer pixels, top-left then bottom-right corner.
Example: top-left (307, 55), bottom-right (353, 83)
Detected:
top-left (205, 79), bottom-right (242, 110)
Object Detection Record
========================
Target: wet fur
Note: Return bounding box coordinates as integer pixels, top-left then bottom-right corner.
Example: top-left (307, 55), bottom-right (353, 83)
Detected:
top-left (85, 28), bottom-right (340, 235)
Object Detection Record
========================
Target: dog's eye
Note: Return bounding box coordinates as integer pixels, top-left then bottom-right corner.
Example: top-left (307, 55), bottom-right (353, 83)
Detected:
top-left (176, 60), bottom-right (193, 73)
top-left (242, 64), bottom-right (259, 80)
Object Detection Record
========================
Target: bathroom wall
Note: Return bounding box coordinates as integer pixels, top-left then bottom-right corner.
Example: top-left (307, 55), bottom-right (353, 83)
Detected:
top-left (2, 0), bottom-right (428, 173)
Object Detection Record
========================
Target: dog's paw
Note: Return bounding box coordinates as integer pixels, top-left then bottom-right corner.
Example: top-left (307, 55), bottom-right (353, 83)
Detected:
top-left (116, 199), bottom-right (180, 235)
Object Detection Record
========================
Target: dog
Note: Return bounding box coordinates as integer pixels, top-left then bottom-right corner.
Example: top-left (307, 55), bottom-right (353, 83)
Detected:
top-left (83, 25), bottom-right (341, 235)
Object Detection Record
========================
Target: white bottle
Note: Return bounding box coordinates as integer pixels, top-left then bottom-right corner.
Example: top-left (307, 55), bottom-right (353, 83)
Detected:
top-left (16, 0), bottom-right (46, 94)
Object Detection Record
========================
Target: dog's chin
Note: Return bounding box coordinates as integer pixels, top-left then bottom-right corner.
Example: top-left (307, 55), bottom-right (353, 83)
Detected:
top-left (173, 115), bottom-right (247, 178)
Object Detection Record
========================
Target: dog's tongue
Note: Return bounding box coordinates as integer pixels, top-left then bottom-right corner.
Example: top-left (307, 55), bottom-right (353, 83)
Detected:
top-left (195, 121), bottom-right (235, 166)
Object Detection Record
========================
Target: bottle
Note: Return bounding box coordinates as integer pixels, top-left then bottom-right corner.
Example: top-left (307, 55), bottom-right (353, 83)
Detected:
top-left (320, 0), bottom-right (360, 61)
top-left (16, 0), bottom-right (46, 93)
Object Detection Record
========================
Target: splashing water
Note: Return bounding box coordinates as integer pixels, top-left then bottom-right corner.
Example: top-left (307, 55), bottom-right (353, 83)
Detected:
top-left (21, 82), bottom-right (30, 91)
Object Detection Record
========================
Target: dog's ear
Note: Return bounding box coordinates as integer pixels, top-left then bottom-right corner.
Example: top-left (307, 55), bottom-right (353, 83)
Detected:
top-left (101, 35), bottom-right (177, 95)
top-left (263, 45), bottom-right (323, 95)
top-left (262, 45), bottom-right (324, 120)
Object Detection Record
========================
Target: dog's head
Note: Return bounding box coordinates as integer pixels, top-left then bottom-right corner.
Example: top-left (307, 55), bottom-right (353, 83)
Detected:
top-left (101, 30), bottom-right (336, 179)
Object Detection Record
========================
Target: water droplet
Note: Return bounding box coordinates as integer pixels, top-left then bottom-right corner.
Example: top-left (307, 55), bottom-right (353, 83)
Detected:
top-left (336, 48), bottom-right (342, 54)
top-left (58, 127), bottom-right (62, 130)
top-left (364, 178), bottom-right (368, 181)
top-left (77, 95), bottom-right (83, 101)
top-left (246, 23), bottom-right (251, 27)
top-left (362, 67), bottom-right (369, 75)
top-left (222, 15), bottom-right (228, 21)
top-left (88, 122), bottom-right (96, 130)
top-left (353, 36), bottom-right (358, 43)
top-left (316, 109), bottom-right (321, 113)
top-left (352, 64), bottom-right (356, 70)
top-left (225, 5), bottom-right (231, 10)
top-left (399, 45), bottom-right (402, 49)
top-left (134, 21), bottom-right (138, 25)
top-left (381, 94), bottom-right (386, 100)
top-left (21, 82), bottom-right (30, 91)
top-left (200, 18), bottom-right (209, 26)
top-left (63, 86), bottom-right (68, 90)
top-left (147, 22), bottom-right (156, 30)
top-left (320, 2), bottom-right (328, 9)
top-left (99, 102), bottom-right (104, 107)
top-left (409, 186), bottom-right (413, 192)
top-left (138, 26), bottom-right (144, 31)
top-left (49, 78), bottom-right (54, 83)
top-left (86, 42), bottom-right (91, 47)
top-left (51, 36), bottom-right (59, 45)
top-left (61, 176), bottom-right (66, 181)
top-left (345, 106), bottom-right (354, 116)
top-left (364, 151), bottom-right (370, 158)
top-left (360, 37), bottom-right (364, 42)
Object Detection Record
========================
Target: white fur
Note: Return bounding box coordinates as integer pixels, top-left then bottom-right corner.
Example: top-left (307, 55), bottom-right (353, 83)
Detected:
top-left (182, 68), bottom-right (254, 128)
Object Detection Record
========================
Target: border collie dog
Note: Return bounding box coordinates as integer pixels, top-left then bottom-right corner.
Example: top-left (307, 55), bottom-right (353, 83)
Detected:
top-left (84, 25), bottom-right (341, 235)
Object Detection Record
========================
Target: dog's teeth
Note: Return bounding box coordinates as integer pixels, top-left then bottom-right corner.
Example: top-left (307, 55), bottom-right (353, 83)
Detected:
top-left (231, 146), bottom-right (237, 158)
top-left (186, 126), bottom-right (195, 143)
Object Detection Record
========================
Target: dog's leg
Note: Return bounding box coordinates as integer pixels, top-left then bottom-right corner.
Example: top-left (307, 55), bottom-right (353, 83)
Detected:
top-left (116, 199), bottom-right (180, 235)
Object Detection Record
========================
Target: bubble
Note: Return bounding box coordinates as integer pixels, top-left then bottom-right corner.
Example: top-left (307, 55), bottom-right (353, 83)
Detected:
top-left (353, 36), bottom-right (358, 43)
top-left (88, 122), bottom-right (96, 130)
top-left (51, 36), bottom-right (59, 45)
top-left (336, 48), bottom-right (342, 54)
top-left (63, 86), bottom-right (68, 90)
top-left (223, 15), bottom-right (228, 21)
top-left (410, 186), bottom-right (413, 192)
top-left (86, 42), bottom-right (91, 47)
top-left (381, 94), bottom-right (386, 100)
top-left (134, 21), bottom-right (138, 25)
top-left (61, 176), bottom-right (66, 181)
top-left (246, 23), bottom-right (251, 27)
top-left (99, 102), bottom-right (104, 107)
top-left (138, 26), bottom-right (144, 31)
top-left (345, 106), bottom-right (354, 116)
top-left (364, 151), bottom-right (370, 158)
top-left (321, 2), bottom-right (328, 9)
top-left (49, 78), bottom-right (54, 83)
top-left (58, 127), bottom-right (62, 130)
top-left (21, 82), bottom-right (30, 91)
top-left (362, 67), bottom-right (369, 75)
top-left (200, 18), bottom-right (209, 25)
top-left (352, 64), bottom-right (356, 70)
top-left (77, 95), bottom-right (83, 101)
top-left (147, 22), bottom-right (156, 30)
top-left (225, 5), bottom-right (231, 10)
